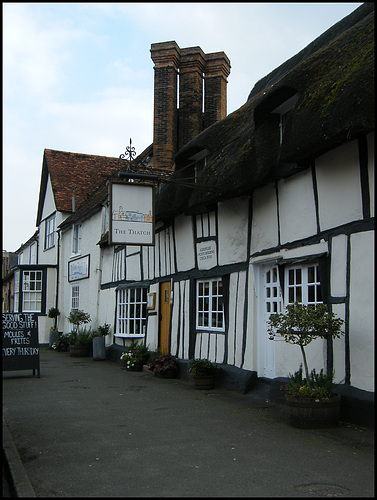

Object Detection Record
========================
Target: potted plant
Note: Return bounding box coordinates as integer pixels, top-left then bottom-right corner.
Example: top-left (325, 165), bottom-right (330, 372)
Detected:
top-left (147, 353), bottom-right (179, 378)
top-left (92, 323), bottom-right (110, 361)
top-left (67, 310), bottom-right (92, 357)
top-left (69, 327), bottom-right (93, 357)
top-left (188, 358), bottom-right (217, 390)
top-left (267, 302), bottom-right (344, 428)
top-left (51, 333), bottom-right (71, 352)
top-left (120, 340), bottom-right (149, 371)
top-left (48, 307), bottom-right (60, 348)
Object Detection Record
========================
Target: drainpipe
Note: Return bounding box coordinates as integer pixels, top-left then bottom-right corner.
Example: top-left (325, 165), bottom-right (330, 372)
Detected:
top-left (55, 229), bottom-right (61, 329)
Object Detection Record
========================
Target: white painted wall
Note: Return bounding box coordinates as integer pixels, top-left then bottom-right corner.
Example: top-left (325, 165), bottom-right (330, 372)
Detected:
top-left (251, 183), bottom-right (279, 254)
top-left (218, 197), bottom-right (249, 265)
top-left (174, 214), bottom-right (195, 272)
top-left (278, 169), bottom-right (317, 244)
top-left (316, 140), bottom-right (363, 231)
top-left (330, 234), bottom-right (348, 298)
top-left (348, 231), bottom-right (374, 391)
top-left (59, 211), bottom-right (102, 334)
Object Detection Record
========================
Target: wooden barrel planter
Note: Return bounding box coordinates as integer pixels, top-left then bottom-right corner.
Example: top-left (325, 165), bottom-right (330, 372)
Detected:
top-left (285, 394), bottom-right (341, 429)
top-left (69, 344), bottom-right (91, 357)
top-left (193, 374), bottom-right (216, 390)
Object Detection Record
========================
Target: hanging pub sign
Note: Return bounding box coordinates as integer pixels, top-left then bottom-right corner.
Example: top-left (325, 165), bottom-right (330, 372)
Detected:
top-left (109, 181), bottom-right (155, 246)
top-left (2, 313), bottom-right (40, 377)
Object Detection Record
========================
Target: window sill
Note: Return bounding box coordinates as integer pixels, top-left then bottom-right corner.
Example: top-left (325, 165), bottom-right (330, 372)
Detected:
top-left (114, 334), bottom-right (145, 338)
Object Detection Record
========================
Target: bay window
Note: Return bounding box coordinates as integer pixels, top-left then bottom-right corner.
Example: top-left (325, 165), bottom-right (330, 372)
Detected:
top-left (116, 287), bottom-right (148, 337)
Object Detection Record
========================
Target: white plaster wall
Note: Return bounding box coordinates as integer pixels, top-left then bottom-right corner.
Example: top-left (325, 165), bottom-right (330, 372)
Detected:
top-left (330, 234), bottom-right (348, 297)
top-left (37, 267), bottom-right (58, 344)
top-left (243, 263), bottom-right (257, 371)
top-left (275, 337), bottom-right (326, 379)
top-left (218, 197), bottom-right (249, 266)
top-left (367, 132), bottom-right (374, 217)
top-left (251, 183), bottom-right (278, 254)
top-left (100, 246), bottom-right (114, 284)
top-left (349, 231), bottom-right (374, 391)
top-left (97, 287), bottom-right (116, 346)
top-left (331, 303), bottom-right (346, 384)
top-left (315, 140), bottom-right (363, 231)
top-left (41, 177), bottom-right (56, 221)
top-left (278, 169), bottom-right (317, 244)
top-left (125, 246), bottom-right (141, 282)
top-left (174, 214), bottom-right (195, 272)
top-left (59, 212), bottom-right (102, 333)
top-left (226, 271), bottom-right (246, 367)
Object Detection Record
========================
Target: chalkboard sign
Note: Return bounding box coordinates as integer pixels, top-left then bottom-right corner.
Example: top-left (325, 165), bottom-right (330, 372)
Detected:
top-left (2, 313), bottom-right (40, 377)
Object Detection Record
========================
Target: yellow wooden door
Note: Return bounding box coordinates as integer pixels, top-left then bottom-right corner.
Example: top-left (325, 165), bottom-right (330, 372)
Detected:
top-left (159, 282), bottom-right (171, 354)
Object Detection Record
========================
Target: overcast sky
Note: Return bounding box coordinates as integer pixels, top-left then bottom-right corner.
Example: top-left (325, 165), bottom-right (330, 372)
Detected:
top-left (3, 2), bottom-right (363, 252)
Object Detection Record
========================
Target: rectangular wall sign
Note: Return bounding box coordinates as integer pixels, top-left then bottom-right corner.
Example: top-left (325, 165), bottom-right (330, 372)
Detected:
top-left (2, 313), bottom-right (40, 377)
top-left (68, 254), bottom-right (90, 282)
top-left (109, 181), bottom-right (155, 246)
top-left (196, 240), bottom-right (218, 270)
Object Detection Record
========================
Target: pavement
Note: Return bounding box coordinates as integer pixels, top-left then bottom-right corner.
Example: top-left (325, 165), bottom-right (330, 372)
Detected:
top-left (2, 348), bottom-right (374, 498)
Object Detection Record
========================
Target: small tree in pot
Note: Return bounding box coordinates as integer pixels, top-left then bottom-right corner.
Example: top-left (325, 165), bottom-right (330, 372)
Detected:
top-left (48, 307), bottom-right (60, 348)
top-left (67, 310), bottom-right (92, 357)
top-left (267, 302), bottom-right (344, 428)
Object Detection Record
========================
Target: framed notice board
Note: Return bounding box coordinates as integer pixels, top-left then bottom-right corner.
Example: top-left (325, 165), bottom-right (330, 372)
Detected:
top-left (2, 313), bottom-right (40, 377)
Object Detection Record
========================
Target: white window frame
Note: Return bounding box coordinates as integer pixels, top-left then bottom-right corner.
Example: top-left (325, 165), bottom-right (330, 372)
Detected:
top-left (285, 263), bottom-right (322, 306)
top-left (72, 223), bottom-right (82, 255)
top-left (71, 284), bottom-right (80, 311)
top-left (29, 242), bottom-right (36, 264)
top-left (115, 287), bottom-right (147, 338)
top-left (196, 277), bottom-right (224, 332)
top-left (45, 214), bottom-right (56, 250)
top-left (14, 270), bottom-right (20, 312)
top-left (22, 270), bottom-right (43, 312)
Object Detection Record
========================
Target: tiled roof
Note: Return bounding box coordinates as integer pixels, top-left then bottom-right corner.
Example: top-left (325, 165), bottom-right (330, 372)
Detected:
top-left (44, 149), bottom-right (122, 213)
top-left (56, 144), bottom-right (173, 231)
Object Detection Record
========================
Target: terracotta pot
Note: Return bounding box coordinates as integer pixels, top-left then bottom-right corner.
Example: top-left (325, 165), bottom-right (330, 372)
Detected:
top-left (285, 394), bottom-right (341, 429)
top-left (193, 374), bottom-right (215, 390)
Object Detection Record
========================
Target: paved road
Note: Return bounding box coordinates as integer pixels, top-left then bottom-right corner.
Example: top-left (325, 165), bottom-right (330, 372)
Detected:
top-left (3, 348), bottom-right (374, 497)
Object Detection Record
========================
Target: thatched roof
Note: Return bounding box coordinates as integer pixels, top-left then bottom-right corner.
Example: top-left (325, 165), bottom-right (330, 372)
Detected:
top-left (155, 3), bottom-right (374, 221)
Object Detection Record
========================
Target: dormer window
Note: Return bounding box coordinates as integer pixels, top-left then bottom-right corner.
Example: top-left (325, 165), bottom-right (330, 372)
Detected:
top-left (272, 94), bottom-right (298, 144)
top-left (186, 149), bottom-right (209, 183)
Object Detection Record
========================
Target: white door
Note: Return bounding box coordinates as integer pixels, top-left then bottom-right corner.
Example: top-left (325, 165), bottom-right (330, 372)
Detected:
top-left (258, 265), bottom-right (283, 378)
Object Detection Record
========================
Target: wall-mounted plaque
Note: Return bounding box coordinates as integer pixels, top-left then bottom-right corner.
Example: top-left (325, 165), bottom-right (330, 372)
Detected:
top-left (68, 254), bottom-right (90, 282)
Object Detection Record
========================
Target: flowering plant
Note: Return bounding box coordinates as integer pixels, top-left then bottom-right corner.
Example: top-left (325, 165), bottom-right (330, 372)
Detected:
top-left (147, 353), bottom-right (178, 375)
top-left (120, 340), bottom-right (149, 369)
top-left (282, 364), bottom-right (335, 401)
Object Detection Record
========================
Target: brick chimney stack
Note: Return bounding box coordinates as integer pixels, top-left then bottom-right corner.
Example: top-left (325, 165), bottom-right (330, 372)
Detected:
top-left (204, 52), bottom-right (231, 129)
top-left (150, 41), bottom-right (180, 172)
top-left (178, 46), bottom-right (206, 150)
top-left (151, 42), bottom-right (230, 171)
